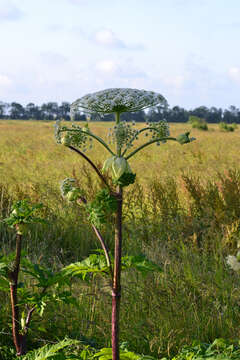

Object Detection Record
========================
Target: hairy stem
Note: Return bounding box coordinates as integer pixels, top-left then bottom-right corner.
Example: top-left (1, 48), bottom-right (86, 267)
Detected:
top-left (68, 145), bottom-right (110, 189)
top-left (112, 187), bottom-right (123, 360)
top-left (9, 233), bottom-right (25, 356)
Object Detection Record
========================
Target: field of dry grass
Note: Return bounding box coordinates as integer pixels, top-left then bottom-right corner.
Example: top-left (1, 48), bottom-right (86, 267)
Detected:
top-left (1, 120), bottom-right (239, 191)
top-left (1, 120), bottom-right (240, 358)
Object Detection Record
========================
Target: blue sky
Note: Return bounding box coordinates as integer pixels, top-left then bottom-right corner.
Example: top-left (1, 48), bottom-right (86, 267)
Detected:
top-left (1, 0), bottom-right (240, 108)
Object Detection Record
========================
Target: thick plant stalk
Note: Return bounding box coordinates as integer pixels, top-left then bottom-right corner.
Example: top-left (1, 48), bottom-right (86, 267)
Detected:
top-left (9, 233), bottom-right (26, 356)
top-left (112, 187), bottom-right (123, 360)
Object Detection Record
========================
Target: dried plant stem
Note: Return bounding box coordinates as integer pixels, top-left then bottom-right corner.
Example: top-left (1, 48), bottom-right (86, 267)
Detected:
top-left (112, 187), bottom-right (123, 360)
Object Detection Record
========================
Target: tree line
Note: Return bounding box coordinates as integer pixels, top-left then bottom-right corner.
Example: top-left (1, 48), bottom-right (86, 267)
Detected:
top-left (1, 101), bottom-right (240, 123)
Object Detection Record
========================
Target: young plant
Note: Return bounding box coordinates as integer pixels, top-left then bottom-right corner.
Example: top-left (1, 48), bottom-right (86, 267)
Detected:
top-left (2, 200), bottom-right (74, 356)
top-left (2, 200), bottom-right (45, 355)
top-left (55, 88), bottom-right (195, 360)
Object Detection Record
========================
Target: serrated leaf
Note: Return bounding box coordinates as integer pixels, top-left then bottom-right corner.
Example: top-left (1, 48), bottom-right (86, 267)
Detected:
top-left (22, 338), bottom-right (79, 360)
top-left (62, 254), bottom-right (110, 280)
top-left (121, 255), bottom-right (162, 275)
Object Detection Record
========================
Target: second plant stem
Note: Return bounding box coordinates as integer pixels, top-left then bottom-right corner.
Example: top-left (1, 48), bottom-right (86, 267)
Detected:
top-left (9, 233), bottom-right (26, 356)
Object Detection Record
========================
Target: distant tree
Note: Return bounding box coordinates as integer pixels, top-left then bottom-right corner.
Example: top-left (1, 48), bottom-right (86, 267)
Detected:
top-left (147, 102), bottom-right (169, 122)
top-left (25, 103), bottom-right (42, 120)
top-left (206, 107), bottom-right (222, 123)
top-left (10, 102), bottom-right (26, 119)
top-left (0, 101), bottom-right (7, 118)
top-left (41, 102), bottom-right (59, 120)
top-left (169, 106), bottom-right (188, 122)
top-left (189, 106), bottom-right (209, 119)
top-left (58, 102), bottom-right (71, 120)
top-left (223, 105), bottom-right (240, 124)
top-left (121, 110), bottom-right (146, 122)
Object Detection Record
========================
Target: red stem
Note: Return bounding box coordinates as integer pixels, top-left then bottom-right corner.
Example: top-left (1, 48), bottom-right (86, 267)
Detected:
top-left (9, 233), bottom-right (25, 356)
top-left (68, 145), bottom-right (110, 189)
top-left (112, 187), bottom-right (123, 360)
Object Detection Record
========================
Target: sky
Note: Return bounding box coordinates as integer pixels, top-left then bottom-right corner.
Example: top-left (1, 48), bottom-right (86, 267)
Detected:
top-left (1, 0), bottom-right (240, 109)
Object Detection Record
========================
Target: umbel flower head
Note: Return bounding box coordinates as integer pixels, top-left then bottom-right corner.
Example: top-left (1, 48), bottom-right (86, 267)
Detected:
top-left (226, 253), bottom-right (240, 272)
top-left (71, 88), bottom-right (167, 115)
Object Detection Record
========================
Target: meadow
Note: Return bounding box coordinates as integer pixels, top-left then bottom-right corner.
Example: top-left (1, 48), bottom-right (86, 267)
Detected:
top-left (1, 120), bottom-right (240, 359)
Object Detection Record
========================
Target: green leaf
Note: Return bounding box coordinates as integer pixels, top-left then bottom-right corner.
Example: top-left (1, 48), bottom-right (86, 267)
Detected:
top-left (22, 338), bottom-right (79, 360)
top-left (121, 255), bottom-right (162, 275)
top-left (62, 254), bottom-right (110, 280)
top-left (3, 199), bottom-right (45, 228)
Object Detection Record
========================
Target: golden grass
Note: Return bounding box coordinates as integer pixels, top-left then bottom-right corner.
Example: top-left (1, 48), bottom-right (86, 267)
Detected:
top-left (1, 120), bottom-right (239, 192)
top-left (1, 120), bottom-right (240, 357)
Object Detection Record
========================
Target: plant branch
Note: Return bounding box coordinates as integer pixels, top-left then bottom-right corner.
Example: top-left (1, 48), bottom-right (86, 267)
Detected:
top-left (125, 137), bottom-right (177, 160)
top-left (122, 126), bottom-right (162, 156)
top-left (68, 145), bottom-right (110, 189)
top-left (60, 129), bottom-right (115, 156)
top-left (77, 197), bottom-right (113, 279)
top-left (24, 306), bottom-right (35, 333)
top-left (92, 225), bottom-right (113, 278)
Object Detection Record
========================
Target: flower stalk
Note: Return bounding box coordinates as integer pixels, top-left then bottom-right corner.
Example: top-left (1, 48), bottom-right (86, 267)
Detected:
top-left (112, 187), bottom-right (123, 360)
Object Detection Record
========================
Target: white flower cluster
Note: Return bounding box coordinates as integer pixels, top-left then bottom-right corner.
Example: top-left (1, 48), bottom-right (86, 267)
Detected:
top-left (71, 88), bottom-right (166, 115)
top-left (226, 254), bottom-right (240, 272)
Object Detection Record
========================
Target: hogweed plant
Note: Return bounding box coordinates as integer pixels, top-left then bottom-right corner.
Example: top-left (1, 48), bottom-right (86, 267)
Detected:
top-left (55, 88), bottom-right (195, 360)
top-left (2, 200), bottom-right (75, 356)
top-left (2, 200), bottom-right (44, 355)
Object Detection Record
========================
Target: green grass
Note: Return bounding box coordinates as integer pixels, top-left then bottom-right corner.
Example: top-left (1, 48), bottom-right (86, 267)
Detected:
top-left (1, 120), bottom-right (240, 358)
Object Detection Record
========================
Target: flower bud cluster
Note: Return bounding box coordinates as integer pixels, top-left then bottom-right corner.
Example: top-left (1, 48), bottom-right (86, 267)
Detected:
top-left (60, 178), bottom-right (77, 197)
top-left (60, 178), bottom-right (83, 202)
top-left (145, 120), bottom-right (170, 145)
top-left (108, 121), bottom-right (139, 151)
top-left (55, 121), bottom-right (93, 152)
top-left (176, 132), bottom-right (196, 145)
top-left (102, 156), bottom-right (135, 186)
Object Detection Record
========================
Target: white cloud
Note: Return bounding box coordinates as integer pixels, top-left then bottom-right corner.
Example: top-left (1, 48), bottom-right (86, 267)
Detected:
top-left (95, 58), bottom-right (147, 80)
top-left (0, 1), bottom-right (23, 21)
top-left (93, 28), bottom-right (144, 50)
top-left (67, 0), bottom-right (88, 5)
top-left (162, 75), bottom-right (185, 89)
top-left (94, 29), bottom-right (125, 48)
top-left (40, 52), bottom-right (68, 66)
top-left (229, 67), bottom-right (240, 83)
top-left (95, 60), bottom-right (118, 74)
top-left (0, 74), bottom-right (12, 87)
